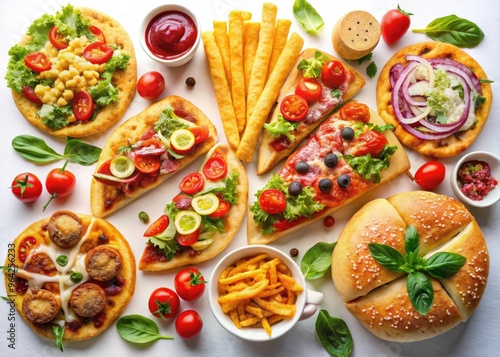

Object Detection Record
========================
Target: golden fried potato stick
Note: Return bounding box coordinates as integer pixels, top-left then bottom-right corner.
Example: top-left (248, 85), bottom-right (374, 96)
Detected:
top-left (202, 31), bottom-right (240, 150)
top-left (236, 32), bottom-right (304, 162)
top-left (213, 21), bottom-right (232, 91)
top-left (267, 19), bottom-right (292, 78)
top-left (252, 297), bottom-right (296, 317)
top-left (218, 279), bottom-right (269, 303)
top-left (243, 21), bottom-right (261, 95)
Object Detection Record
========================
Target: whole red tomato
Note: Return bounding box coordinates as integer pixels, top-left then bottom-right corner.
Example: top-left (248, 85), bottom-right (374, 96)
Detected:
top-left (174, 267), bottom-right (206, 302)
top-left (175, 310), bottom-right (203, 340)
top-left (414, 161), bottom-right (446, 190)
top-left (137, 71), bottom-right (165, 100)
top-left (380, 5), bottom-right (413, 44)
top-left (321, 60), bottom-right (346, 89)
top-left (43, 163), bottom-right (76, 211)
top-left (148, 287), bottom-right (180, 320)
top-left (11, 172), bottom-right (43, 203)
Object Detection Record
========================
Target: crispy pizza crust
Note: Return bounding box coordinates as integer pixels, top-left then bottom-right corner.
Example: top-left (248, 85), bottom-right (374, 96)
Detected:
top-left (138, 143), bottom-right (248, 271)
top-left (90, 95), bottom-right (218, 218)
top-left (376, 41), bottom-right (492, 158)
top-left (12, 7), bottom-right (137, 137)
top-left (4, 212), bottom-right (136, 342)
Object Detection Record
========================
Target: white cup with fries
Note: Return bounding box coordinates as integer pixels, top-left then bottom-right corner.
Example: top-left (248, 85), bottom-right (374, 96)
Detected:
top-left (208, 244), bottom-right (323, 341)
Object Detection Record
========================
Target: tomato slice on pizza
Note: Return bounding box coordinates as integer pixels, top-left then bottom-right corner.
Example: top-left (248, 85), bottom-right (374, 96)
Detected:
top-left (248, 102), bottom-right (411, 245)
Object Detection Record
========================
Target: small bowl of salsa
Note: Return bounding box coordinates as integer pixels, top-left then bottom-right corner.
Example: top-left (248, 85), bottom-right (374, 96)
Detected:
top-left (140, 5), bottom-right (200, 67)
top-left (451, 151), bottom-right (500, 208)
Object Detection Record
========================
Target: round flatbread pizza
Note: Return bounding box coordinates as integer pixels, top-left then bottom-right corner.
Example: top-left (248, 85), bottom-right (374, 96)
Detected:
top-left (377, 42), bottom-right (492, 157)
top-left (6, 5), bottom-right (137, 137)
top-left (3, 211), bottom-right (136, 348)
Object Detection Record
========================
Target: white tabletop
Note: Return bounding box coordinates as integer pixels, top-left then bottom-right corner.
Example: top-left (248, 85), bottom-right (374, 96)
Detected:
top-left (1, 1), bottom-right (499, 356)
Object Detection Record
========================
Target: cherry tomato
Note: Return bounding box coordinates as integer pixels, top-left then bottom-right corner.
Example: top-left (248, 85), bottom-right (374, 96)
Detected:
top-left (179, 173), bottom-right (204, 195)
top-left (203, 157), bottom-right (227, 181)
top-left (49, 26), bottom-right (69, 49)
top-left (414, 161), bottom-right (446, 190)
top-left (133, 155), bottom-right (161, 174)
top-left (321, 60), bottom-right (346, 88)
top-left (148, 287), bottom-right (180, 320)
top-left (177, 230), bottom-right (200, 246)
top-left (188, 125), bottom-right (209, 144)
top-left (22, 86), bottom-right (42, 104)
top-left (174, 267), bottom-right (206, 302)
top-left (209, 199), bottom-right (230, 218)
top-left (175, 310), bottom-right (203, 340)
top-left (144, 215), bottom-right (169, 237)
top-left (137, 71), bottom-right (165, 100)
top-left (273, 216), bottom-right (308, 232)
top-left (381, 5), bottom-right (413, 44)
top-left (339, 102), bottom-right (370, 123)
top-left (72, 91), bottom-right (94, 121)
top-left (259, 188), bottom-right (287, 215)
top-left (352, 131), bottom-right (388, 157)
top-left (43, 165), bottom-right (76, 211)
top-left (323, 216), bottom-right (335, 228)
top-left (295, 78), bottom-right (322, 102)
top-left (24, 52), bottom-right (51, 72)
top-left (83, 42), bottom-right (114, 64)
top-left (11, 172), bottom-right (43, 203)
top-left (280, 94), bottom-right (308, 122)
top-left (18, 236), bottom-right (37, 263)
top-left (90, 25), bottom-right (106, 43)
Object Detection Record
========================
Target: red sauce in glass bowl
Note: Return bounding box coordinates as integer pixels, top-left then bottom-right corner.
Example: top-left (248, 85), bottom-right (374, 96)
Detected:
top-left (145, 10), bottom-right (197, 60)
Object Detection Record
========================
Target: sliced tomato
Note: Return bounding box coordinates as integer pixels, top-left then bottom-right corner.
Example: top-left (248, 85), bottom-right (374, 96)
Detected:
top-left (209, 199), bottom-right (230, 218)
top-left (22, 86), bottom-right (42, 104)
top-left (90, 25), bottom-right (106, 43)
top-left (203, 157), bottom-right (227, 181)
top-left (18, 236), bottom-right (37, 263)
top-left (295, 78), bottom-right (322, 102)
top-left (49, 26), bottom-right (69, 49)
top-left (72, 91), bottom-right (94, 121)
top-left (134, 155), bottom-right (161, 174)
top-left (352, 131), bottom-right (388, 157)
top-left (94, 158), bottom-right (140, 186)
top-left (179, 172), bottom-right (204, 195)
top-left (24, 52), bottom-right (51, 72)
top-left (259, 189), bottom-right (287, 215)
top-left (321, 60), bottom-right (346, 89)
top-left (280, 94), bottom-right (308, 122)
top-left (188, 126), bottom-right (210, 144)
top-left (144, 215), bottom-right (169, 237)
top-left (339, 102), bottom-right (370, 123)
top-left (83, 42), bottom-right (113, 64)
top-left (273, 216), bottom-right (308, 232)
top-left (176, 229), bottom-right (200, 246)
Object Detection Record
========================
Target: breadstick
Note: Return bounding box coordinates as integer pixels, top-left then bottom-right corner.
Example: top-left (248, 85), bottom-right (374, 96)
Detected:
top-left (213, 21), bottom-right (232, 92)
top-left (267, 19), bottom-right (291, 78)
top-left (243, 21), bottom-right (261, 95)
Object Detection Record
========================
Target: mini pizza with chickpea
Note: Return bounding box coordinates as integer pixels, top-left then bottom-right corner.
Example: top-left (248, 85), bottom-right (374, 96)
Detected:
top-left (248, 101), bottom-right (411, 245)
top-left (5, 4), bottom-right (136, 137)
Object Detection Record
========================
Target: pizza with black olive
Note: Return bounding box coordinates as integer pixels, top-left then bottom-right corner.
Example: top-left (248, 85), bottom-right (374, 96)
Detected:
top-left (248, 101), bottom-right (410, 245)
top-left (3, 211), bottom-right (136, 347)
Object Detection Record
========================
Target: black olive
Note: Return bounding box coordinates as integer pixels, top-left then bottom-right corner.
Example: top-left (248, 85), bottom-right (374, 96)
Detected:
top-left (295, 161), bottom-right (310, 174)
top-left (324, 153), bottom-right (338, 168)
top-left (288, 181), bottom-right (302, 196)
top-left (341, 127), bottom-right (355, 140)
top-left (337, 174), bottom-right (351, 188)
top-left (318, 178), bottom-right (333, 193)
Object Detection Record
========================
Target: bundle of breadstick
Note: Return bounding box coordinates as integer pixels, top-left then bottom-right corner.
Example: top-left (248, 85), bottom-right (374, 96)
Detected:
top-left (202, 2), bottom-right (304, 162)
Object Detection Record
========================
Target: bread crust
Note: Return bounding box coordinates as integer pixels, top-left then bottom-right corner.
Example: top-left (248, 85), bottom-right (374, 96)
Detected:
top-left (332, 191), bottom-right (489, 342)
top-left (90, 95), bottom-right (218, 217)
top-left (11, 7), bottom-right (137, 137)
top-left (376, 42), bottom-right (492, 158)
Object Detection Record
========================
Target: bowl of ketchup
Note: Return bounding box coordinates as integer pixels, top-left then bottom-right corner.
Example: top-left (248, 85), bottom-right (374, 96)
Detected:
top-left (140, 4), bottom-right (200, 67)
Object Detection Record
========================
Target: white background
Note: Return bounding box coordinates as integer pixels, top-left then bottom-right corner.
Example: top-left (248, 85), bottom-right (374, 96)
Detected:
top-left (0, 1), bottom-right (499, 356)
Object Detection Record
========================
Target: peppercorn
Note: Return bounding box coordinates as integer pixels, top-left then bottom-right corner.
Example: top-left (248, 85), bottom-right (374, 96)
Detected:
top-left (290, 248), bottom-right (299, 257)
top-left (185, 77), bottom-right (196, 87)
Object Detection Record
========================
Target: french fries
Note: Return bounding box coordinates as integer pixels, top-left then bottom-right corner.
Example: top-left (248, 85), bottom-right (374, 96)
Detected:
top-left (217, 253), bottom-right (303, 336)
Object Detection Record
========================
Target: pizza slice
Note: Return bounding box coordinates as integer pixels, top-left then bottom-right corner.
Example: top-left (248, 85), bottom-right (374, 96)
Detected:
top-left (256, 48), bottom-right (366, 175)
top-left (248, 101), bottom-right (410, 245)
top-left (3, 211), bottom-right (135, 349)
top-left (6, 5), bottom-right (137, 137)
top-left (90, 95), bottom-right (218, 217)
top-left (138, 143), bottom-right (248, 271)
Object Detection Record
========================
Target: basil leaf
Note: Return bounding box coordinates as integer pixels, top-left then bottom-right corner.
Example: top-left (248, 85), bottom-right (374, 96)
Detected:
top-left (301, 242), bottom-right (336, 280)
top-left (52, 325), bottom-right (65, 352)
top-left (404, 226), bottom-right (419, 254)
top-left (368, 243), bottom-right (405, 271)
top-left (424, 252), bottom-right (466, 279)
top-left (293, 0), bottom-right (324, 35)
top-left (12, 135), bottom-right (63, 163)
top-left (315, 309), bottom-right (353, 357)
top-left (412, 15), bottom-right (485, 48)
top-left (407, 271), bottom-right (434, 315)
top-left (64, 137), bottom-right (102, 165)
top-left (116, 314), bottom-right (174, 343)
top-left (366, 61), bottom-right (378, 78)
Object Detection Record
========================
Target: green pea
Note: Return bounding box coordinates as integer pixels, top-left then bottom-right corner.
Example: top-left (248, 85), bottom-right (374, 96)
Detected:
top-left (56, 255), bottom-right (68, 266)
top-left (138, 211), bottom-right (150, 224)
top-left (70, 271), bottom-right (83, 284)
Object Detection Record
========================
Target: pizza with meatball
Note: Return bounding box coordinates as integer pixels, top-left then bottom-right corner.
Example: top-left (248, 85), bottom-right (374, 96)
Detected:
top-left (3, 211), bottom-right (135, 349)
top-left (5, 4), bottom-right (136, 137)
top-left (248, 101), bottom-right (410, 245)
